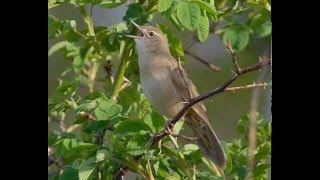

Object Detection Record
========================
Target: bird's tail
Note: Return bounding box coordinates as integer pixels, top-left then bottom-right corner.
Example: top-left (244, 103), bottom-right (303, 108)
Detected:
top-left (185, 113), bottom-right (226, 169)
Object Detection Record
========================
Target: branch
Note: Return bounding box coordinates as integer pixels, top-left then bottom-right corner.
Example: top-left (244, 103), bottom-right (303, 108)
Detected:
top-left (225, 40), bottom-right (241, 73)
top-left (110, 42), bottom-right (133, 101)
top-left (184, 50), bottom-right (221, 72)
top-left (72, 29), bottom-right (88, 40)
top-left (224, 82), bottom-right (269, 92)
top-left (113, 42), bottom-right (271, 179)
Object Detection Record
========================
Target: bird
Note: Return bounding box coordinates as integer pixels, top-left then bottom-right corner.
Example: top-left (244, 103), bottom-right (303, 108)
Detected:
top-left (126, 21), bottom-right (226, 169)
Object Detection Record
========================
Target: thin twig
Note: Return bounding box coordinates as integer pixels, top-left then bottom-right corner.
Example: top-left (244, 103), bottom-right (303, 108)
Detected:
top-left (184, 50), bottom-right (221, 71)
top-left (169, 133), bottom-right (198, 141)
top-left (53, 117), bottom-right (66, 132)
top-left (65, 124), bottom-right (81, 133)
top-left (147, 159), bottom-right (155, 180)
top-left (225, 40), bottom-right (241, 73)
top-left (73, 29), bottom-right (88, 40)
top-left (80, 111), bottom-right (97, 121)
top-left (224, 82), bottom-right (268, 92)
top-left (113, 43), bottom-right (271, 179)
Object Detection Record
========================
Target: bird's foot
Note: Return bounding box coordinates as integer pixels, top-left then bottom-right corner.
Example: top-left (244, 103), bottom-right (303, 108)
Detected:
top-left (164, 121), bottom-right (174, 135)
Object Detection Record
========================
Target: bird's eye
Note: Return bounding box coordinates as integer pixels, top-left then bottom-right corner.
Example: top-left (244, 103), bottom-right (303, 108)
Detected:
top-left (149, 32), bottom-right (154, 36)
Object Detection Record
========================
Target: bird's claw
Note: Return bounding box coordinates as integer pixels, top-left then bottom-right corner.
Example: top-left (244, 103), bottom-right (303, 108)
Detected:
top-left (164, 121), bottom-right (174, 135)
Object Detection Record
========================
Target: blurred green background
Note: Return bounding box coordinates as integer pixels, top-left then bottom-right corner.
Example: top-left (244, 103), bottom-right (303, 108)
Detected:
top-left (48, 3), bottom-right (271, 142)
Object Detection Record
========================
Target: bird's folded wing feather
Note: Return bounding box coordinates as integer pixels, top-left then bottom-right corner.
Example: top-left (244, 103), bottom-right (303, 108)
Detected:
top-left (169, 57), bottom-right (208, 122)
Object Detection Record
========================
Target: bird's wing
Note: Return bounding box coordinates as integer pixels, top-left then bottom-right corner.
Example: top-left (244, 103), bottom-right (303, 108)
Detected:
top-left (169, 57), bottom-right (208, 122)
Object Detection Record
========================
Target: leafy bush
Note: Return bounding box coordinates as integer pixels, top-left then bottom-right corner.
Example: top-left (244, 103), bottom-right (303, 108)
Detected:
top-left (48, 0), bottom-right (271, 179)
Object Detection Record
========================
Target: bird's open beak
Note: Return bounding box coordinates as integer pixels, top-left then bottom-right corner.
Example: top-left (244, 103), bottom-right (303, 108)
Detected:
top-left (126, 20), bottom-right (144, 38)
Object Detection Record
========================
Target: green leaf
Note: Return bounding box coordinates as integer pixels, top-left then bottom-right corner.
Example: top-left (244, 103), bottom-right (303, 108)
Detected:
top-left (108, 132), bottom-right (127, 152)
top-left (197, 14), bottom-right (209, 42)
top-left (60, 132), bottom-right (77, 139)
top-left (222, 24), bottom-right (250, 52)
top-left (48, 131), bottom-right (60, 146)
top-left (72, 55), bottom-right (84, 73)
top-left (63, 29), bottom-right (81, 42)
top-left (255, 141), bottom-right (271, 161)
top-left (225, 153), bottom-right (233, 174)
top-left (75, 92), bottom-right (107, 113)
top-left (250, 12), bottom-right (270, 29)
top-left (63, 20), bottom-right (77, 30)
top-left (138, 93), bottom-right (152, 119)
top-left (162, 0), bottom-right (180, 18)
top-left (173, 120), bottom-right (184, 134)
top-left (126, 130), bottom-right (149, 155)
top-left (48, 171), bottom-right (60, 180)
top-left (183, 143), bottom-right (199, 156)
top-left (254, 22), bottom-right (271, 37)
top-left (95, 29), bottom-right (109, 41)
top-left (144, 111), bottom-right (166, 133)
top-left (158, 0), bottom-right (173, 12)
top-left (81, 0), bottom-right (99, 4)
top-left (48, 0), bottom-right (59, 9)
top-left (96, 149), bottom-right (112, 162)
top-left (252, 163), bottom-right (270, 177)
top-left (59, 167), bottom-right (79, 180)
top-left (196, 170), bottom-right (224, 179)
top-left (100, 0), bottom-right (126, 8)
top-left (192, 0), bottom-right (217, 21)
top-left (177, 2), bottom-right (201, 30)
top-left (237, 166), bottom-right (247, 179)
top-left (115, 120), bottom-right (150, 135)
top-left (166, 172), bottom-right (181, 180)
top-left (73, 158), bottom-right (97, 180)
top-left (62, 138), bottom-right (76, 157)
top-left (48, 79), bottom-right (80, 111)
top-left (48, 0), bottom-right (78, 9)
top-left (123, 3), bottom-right (143, 21)
top-left (94, 100), bottom-right (122, 120)
top-left (48, 15), bottom-right (63, 39)
top-left (236, 114), bottom-right (249, 134)
top-left (83, 120), bottom-right (108, 134)
top-left (48, 41), bottom-right (68, 57)
top-left (84, 91), bottom-right (108, 101)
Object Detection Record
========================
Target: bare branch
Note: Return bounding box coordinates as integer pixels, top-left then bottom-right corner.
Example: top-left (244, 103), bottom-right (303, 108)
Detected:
top-left (225, 40), bottom-right (241, 73)
top-left (224, 82), bottom-right (269, 92)
top-left (184, 50), bottom-right (221, 71)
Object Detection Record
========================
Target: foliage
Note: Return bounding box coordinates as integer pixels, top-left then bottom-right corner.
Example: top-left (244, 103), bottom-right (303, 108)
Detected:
top-left (48, 0), bottom-right (271, 179)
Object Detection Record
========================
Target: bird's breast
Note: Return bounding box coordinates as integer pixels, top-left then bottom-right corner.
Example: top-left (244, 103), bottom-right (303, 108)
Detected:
top-left (138, 56), bottom-right (183, 118)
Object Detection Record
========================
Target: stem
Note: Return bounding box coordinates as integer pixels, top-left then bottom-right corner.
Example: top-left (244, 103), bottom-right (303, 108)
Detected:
top-left (110, 42), bottom-right (133, 101)
top-left (162, 145), bottom-right (193, 180)
top-left (169, 135), bottom-right (193, 179)
top-left (78, 3), bottom-right (95, 36)
top-left (73, 29), bottom-right (88, 40)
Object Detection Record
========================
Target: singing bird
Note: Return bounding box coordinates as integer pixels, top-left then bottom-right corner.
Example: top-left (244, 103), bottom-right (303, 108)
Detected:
top-left (126, 21), bottom-right (226, 169)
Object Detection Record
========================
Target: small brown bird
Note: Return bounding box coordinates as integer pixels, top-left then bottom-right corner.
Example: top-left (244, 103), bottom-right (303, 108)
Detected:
top-left (126, 21), bottom-right (226, 169)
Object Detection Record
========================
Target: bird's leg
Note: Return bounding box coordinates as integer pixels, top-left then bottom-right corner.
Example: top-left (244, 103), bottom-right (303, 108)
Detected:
top-left (164, 120), bottom-right (174, 135)
top-left (146, 131), bottom-right (163, 154)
